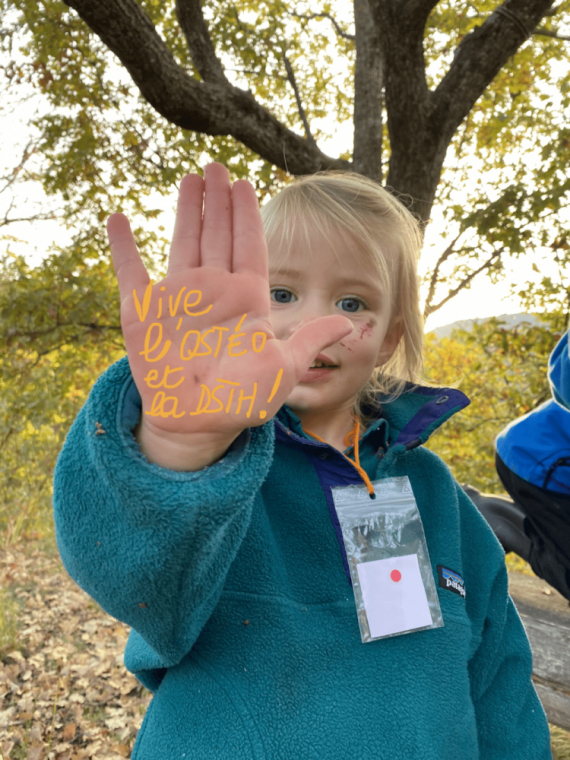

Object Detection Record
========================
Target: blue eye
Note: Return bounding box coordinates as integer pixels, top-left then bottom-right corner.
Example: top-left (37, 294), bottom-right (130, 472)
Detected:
top-left (338, 297), bottom-right (366, 313)
top-left (271, 288), bottom-right (296, 304)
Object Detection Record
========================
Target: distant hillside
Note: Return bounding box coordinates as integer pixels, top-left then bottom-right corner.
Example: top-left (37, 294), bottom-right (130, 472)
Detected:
top-left (428, 313), bottom-right (540, 339)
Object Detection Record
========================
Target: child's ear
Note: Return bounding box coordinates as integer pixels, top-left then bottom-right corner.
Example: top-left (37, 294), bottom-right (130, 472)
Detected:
top-left (375, 317), bottom-right (404, 367)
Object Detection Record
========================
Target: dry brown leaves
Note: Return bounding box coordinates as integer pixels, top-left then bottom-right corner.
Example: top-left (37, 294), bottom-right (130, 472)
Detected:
top-left (0, 546), bottom-right (151, 760)
top-left (2, 544), bottom-right (570, 760)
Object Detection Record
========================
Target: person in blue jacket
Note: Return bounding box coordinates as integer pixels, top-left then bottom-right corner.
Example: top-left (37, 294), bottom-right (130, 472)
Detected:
top-left (53, 164), bottom-right (552, 759)
top-left (495, 329), bottom-right (570, 600)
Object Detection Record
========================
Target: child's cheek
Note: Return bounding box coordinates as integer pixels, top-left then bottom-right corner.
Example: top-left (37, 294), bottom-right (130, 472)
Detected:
top-left (358, 319), bottom-right (377, 339)
top-left (340, 319), bottom-right (377, 351)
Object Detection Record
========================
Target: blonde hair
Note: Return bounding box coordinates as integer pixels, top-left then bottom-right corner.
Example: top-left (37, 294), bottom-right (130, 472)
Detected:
top-left (260, 172), bottom-right (425, 417)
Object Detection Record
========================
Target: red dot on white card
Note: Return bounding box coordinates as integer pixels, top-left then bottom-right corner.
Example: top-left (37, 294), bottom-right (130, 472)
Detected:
top-left (390, 569), bottom-right (402, 582)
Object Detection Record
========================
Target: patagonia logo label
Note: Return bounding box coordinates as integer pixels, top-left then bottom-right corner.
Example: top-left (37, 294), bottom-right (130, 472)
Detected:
top-left (437, 565), bottom-right (466, 598)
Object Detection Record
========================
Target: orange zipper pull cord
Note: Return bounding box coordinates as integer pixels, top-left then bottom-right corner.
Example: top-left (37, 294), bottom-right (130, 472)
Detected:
top-left (304, 417), bottom-right (376, 498)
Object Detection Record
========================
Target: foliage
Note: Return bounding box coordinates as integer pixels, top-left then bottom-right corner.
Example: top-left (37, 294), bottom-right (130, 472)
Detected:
top-left (0, 1), bottom-right (568, 312)
top-left (424, 313), bottom-right (564, 492)
top-left (425, 312), bottom-right (564, 578)
top-left (0, 1), bottom-right (568, 307)
top-left (552, 726), bottom-right (570, 760)
top-left (421, 2), bottom-right (570, 315)
top-left (0, 1), bottom-right (569, 544)
top-left (0, 242), bottom-right (126, 543)
top-left (504, 552), bottom-right (534, 575)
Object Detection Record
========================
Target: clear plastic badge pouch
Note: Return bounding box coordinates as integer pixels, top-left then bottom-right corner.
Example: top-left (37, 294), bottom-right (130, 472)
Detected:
top-left (331, 476), bottom-right (443, 643)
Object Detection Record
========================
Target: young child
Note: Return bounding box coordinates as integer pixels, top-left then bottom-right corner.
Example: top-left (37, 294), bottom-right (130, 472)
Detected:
top-left (53, 163), bottom-right (552, 759)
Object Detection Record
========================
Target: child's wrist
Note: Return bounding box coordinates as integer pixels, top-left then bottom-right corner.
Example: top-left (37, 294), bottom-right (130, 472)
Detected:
top-left (135, 418), bottom-right (242, 471)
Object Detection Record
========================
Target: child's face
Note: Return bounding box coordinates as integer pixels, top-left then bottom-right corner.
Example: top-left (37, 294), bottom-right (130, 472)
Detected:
top-left (269, 228), bottom-right (402, 421)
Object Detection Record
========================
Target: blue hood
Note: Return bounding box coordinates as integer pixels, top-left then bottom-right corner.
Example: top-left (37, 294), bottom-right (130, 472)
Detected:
top-left (496, 329), bottom-right (570, 493)
top-left (549, 330), bottom-right (570, 409)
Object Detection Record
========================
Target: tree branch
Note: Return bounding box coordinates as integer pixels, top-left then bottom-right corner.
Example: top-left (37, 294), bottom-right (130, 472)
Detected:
top-left (353, 0), bottom-right (383, 181)
top-left (0, 141), bottom-right (36, 195)
top-left (370, 0), bottom-right (430, 107)
top-left (423, 234), bottom-right (462, 317)
top-left (283, 54), bottom-right (316, 146)
top-left (0, 428), bottom-right (15, 453)
top-left (397, 0), bottom-right (442, 20)
top-left (287, 10), bottom-right (355, 41)
top-left (425, 247), bottom-right (505, 319)
top-left (63, 0), bottom-right (350, 176)
top-left (432, 0), bottom-right (557, 144)
top-left (370, 0), bottom-right (556, 221)
top-left (175, 0), bottom-right (228, 84)
top-left (533, 26), bottom-right (570, 40)
top-left (544, 3), bottom-right (563, 15)
top-left (1, 212), bottom-right (57, 228)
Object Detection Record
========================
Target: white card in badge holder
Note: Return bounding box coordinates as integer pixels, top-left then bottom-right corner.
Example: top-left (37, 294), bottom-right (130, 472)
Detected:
top-left (356, 553), bottom-right (433, 638)
top-left (331, 476), bottom-right (444, 643)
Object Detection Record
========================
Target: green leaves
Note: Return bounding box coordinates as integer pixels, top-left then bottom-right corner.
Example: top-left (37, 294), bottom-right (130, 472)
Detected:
top-left (424, 1), bottom-right (570, 317)
top-left (0, 231), bottom-right (125, 541)
top-left (425, 315), bottom-right (563, 492)
top-left (0, 0), bottom-right (569, 539)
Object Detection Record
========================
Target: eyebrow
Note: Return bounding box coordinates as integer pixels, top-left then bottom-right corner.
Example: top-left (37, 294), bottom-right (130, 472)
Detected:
top-left (268, 267), bottom-right (303, 279)
top-left (269, 267), bottom-right (381, 291)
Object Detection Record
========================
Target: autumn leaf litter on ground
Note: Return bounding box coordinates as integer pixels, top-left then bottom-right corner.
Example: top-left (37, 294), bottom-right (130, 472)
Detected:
top-left (2, 542), bottom-right (570, 759)
top-left (0, 545), bottom-right (151, 759)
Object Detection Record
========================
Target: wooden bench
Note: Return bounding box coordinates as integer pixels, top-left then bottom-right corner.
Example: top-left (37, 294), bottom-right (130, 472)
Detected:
top-left (508, 571), bottom-right (570, 730)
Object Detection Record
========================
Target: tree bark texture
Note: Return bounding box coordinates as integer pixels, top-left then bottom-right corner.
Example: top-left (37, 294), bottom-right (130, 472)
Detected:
top-left (353, 0), bottom-right (383, 181)
top-left (371, 0), bottom-right (556, 220)
top-left (63, 0), bottom-right (556, 222)
top-left (63, 0), bottom-right (349, 176)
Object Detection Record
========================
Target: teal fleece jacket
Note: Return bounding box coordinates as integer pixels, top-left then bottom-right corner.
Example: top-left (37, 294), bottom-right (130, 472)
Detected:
top-left (53, 357), bottom-right (551, 759)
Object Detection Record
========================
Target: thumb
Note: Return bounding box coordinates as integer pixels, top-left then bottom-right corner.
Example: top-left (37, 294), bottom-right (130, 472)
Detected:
top-left (286, 315), bottom-right (353, 379)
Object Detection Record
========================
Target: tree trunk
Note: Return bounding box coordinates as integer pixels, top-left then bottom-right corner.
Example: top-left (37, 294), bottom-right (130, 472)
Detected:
top-left (371, 0), bottom-right (556, 221)
top-left (63, 0), bottom-right (557, 222)
top-left (353, 0), bottom-right (383, 182)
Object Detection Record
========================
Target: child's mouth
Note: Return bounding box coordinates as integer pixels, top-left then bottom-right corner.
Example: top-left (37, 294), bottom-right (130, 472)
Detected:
top-left (309, 360), bottom-right (337, 369)
top-left (300, 358), bottom-right (338, 383)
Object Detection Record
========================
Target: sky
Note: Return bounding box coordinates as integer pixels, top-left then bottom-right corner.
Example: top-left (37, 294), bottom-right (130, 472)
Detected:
top-left (0, 20), bottom-right (556, 335)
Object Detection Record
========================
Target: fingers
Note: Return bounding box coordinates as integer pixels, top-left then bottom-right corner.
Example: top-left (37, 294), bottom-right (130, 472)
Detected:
top-left (286, 315), bottom-right (353, 378)
top-left (201, 163), bottom-right (232, 270)
top-left (232, 180), bottom-right (268, 280)
top-left (107, 213), bottom-right (149, 305)
top-left (168, 173), bottom-right (205, 275)
top-left (169, 165), bottom-right (266, 279)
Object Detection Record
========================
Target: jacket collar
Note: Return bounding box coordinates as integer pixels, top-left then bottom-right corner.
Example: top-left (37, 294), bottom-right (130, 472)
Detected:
top-left (275, 384), bottom-right (470, 452)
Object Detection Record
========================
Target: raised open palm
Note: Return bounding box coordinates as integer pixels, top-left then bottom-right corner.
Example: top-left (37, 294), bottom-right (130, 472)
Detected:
top-left (107, 164), bottom-right (352, 456)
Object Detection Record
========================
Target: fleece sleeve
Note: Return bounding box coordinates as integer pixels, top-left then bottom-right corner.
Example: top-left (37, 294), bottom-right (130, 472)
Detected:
top-left (457, 487), bottom-right (552, 759)
top-left (53, 356), bottom-right (275, 668)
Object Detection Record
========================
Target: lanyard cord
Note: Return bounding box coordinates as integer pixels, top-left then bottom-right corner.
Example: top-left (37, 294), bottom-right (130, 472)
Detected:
top-left (303, 417), bottom-right (376, 498)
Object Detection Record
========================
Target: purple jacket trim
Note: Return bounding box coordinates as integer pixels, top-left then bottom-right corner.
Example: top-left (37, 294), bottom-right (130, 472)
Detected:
top-left (394, 389), bottom-right (470, 447)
